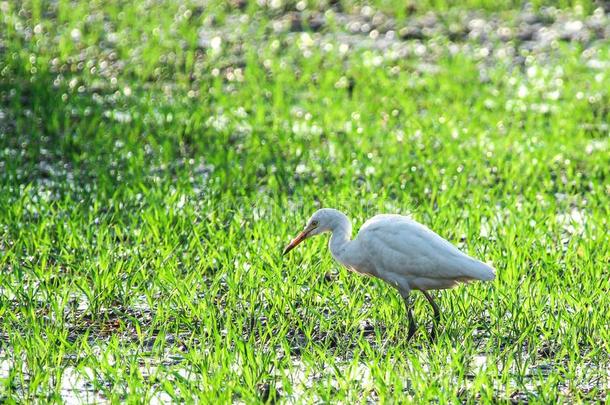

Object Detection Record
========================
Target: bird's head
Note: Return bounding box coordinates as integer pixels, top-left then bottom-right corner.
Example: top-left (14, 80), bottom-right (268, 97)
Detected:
top-left (282, 209), bottom-right (337, 255)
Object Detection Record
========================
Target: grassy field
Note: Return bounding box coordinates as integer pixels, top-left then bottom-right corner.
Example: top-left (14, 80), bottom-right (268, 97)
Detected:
top-left (1, 0), bottom-right (609, 402)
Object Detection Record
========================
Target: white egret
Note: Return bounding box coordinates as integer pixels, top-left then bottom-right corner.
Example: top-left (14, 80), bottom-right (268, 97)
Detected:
top-left (283, 208), bottom-right (495, 340)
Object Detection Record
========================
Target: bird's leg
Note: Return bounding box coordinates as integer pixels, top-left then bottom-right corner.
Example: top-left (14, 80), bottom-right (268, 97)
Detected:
top-left (422, 290), bottom-right (441, 341)
top-left (403, 296), bottom-right (417, 341)
top-left (422, 291), bottom-right (440, 321)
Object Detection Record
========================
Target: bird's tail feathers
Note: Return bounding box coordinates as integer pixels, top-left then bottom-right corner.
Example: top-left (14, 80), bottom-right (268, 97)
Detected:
top-left (464, 258), bottom-right (496, 281)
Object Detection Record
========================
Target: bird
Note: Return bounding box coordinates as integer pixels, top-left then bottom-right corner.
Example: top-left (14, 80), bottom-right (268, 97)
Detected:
top-left (282, 208), bottom-right (495, 341)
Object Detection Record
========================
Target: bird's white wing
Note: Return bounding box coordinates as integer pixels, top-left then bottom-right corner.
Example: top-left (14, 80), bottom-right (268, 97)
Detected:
top-left (358, 215), bottom-right (493, 281)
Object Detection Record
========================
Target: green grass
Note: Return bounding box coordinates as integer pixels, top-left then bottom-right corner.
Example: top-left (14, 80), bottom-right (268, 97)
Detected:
top-left (1, 0), bottom-right (609, 402)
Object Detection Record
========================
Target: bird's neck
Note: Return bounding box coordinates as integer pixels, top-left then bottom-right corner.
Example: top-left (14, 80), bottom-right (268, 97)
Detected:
top-left (328, 213), bottom-right (352, 260)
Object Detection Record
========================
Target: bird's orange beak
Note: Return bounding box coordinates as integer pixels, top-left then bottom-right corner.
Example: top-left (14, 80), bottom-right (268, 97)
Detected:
top-left (282, 228), bottom-right (312, 255)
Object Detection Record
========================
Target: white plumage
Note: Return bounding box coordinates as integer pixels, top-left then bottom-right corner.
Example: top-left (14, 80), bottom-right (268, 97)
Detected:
top-left (283, 208), bottom-right (495, 340)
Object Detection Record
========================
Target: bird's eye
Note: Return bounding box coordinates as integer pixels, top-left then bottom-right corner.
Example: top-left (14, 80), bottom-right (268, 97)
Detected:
top-left (311, 220), bottom-right (318, 227)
